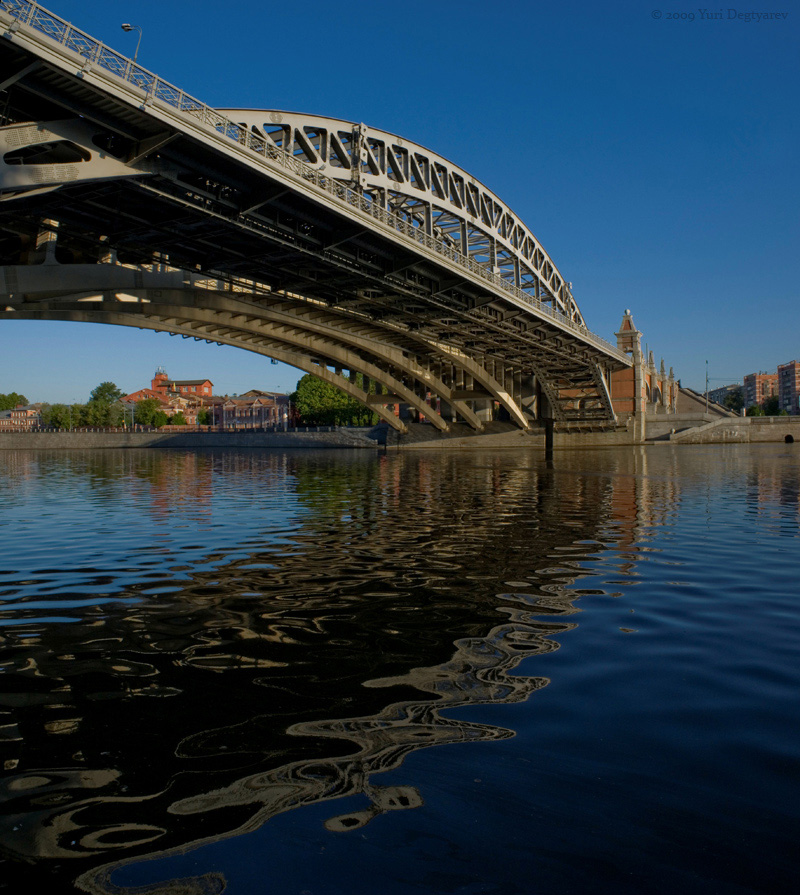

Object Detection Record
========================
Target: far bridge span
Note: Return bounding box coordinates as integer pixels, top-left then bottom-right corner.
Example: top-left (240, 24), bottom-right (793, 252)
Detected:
top-left (0, 0), bottom-right (633, 433)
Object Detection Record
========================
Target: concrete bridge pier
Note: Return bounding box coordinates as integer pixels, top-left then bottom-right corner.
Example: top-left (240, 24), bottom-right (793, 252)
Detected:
top-left (473, 399), bottom-right (494, 424)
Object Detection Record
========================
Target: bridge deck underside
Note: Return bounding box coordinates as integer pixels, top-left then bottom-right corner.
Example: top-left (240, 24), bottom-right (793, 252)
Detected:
top-left (0, 22), bottom-right (628, 426)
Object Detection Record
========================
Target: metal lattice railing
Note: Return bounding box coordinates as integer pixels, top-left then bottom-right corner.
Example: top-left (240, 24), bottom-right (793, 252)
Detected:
top-left (0, 0), bottom-right (627, 363)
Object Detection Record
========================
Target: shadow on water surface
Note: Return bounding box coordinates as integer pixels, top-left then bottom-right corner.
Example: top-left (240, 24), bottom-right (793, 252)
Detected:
top-left (0, 446), bottom-right (797, 893)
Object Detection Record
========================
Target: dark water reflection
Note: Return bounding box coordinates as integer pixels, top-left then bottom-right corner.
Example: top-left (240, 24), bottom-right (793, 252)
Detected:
top-left (0, 446), bottom-right (798, 894)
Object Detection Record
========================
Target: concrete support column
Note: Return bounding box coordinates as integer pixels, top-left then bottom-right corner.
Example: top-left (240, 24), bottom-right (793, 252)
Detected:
top-left (98, 236), bottom-right (117, 264)
top-left (535, 379), bottom-right (555, 462)
top-left (474, 399), bottom-right (494, 423)
top-left (633, 351), bottom-right (646, 442)
top-left (544, 418), bottom-right (554, 464)
top-left (519, 373), bottom-right (537, 420)
top-left (439, 399), bottom-right (454, 422)
top-left (34, 219), bottom-right (59, 264)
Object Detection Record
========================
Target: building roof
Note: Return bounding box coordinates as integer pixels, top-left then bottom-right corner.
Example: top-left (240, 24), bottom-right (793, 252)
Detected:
top-left (221, 396), bottom-right (276, 406)
top-left (239, 389), bottom-right (288, 398)
top-left (124, 388), bottom-right (166, 402)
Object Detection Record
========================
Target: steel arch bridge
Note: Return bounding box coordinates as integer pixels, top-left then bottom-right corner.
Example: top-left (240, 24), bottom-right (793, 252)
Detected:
top-left (0, 1), bottom-right (631, 432)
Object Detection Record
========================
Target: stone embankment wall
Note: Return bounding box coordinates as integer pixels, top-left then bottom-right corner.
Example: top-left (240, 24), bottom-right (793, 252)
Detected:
top-left (6, 418), bottom-right (795, 451)
top-left (0, 428), bottom-right (381, 450)
top-left (645, 413), bottom-right (721, 441)
top-left (1, 422), bottom-right (640, 452)
top-left (670, 417), bottom-right (800, 444)
top-left (387, 421), bottom-right (637, 450)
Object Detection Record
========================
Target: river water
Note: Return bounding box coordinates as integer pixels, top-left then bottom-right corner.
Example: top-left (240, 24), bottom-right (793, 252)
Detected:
top-left (0, 445), bottom-right (797, 895)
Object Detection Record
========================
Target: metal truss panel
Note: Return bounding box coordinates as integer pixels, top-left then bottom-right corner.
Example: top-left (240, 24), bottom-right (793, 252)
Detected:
top-left (0, 119), bottom-right (152, 197)
top-left (221, 109), bottom-right (583, 323)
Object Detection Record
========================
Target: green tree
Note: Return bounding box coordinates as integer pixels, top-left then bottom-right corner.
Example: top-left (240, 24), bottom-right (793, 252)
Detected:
top-left (73, 403), bottom-right (89, 427)
top-left (83, 382), bottom-right (125, 426)
top-left (293, 374), bottom-right (379, 427)
top-left (197, 408), bottom-right (213, 426)
top-left (107, 402), bottom-right (126, 427)
top-left (0, 392), bottom-right (28, 411)
top-left (152, 410), bottom-right (168, 428)
top-left (41, 403), bottom-right (68, 428)
top-left (170, 411), bottom-right (187, 426)
top-left (83, 400), bottom-right (108, 426)
top-left (135, 398), bottom-right (164, 426)
top-left (42, 403), bottom-right (86, 428)
top-left (762, 396), bottom-right (785, 416)
top-left (723, 387), bottom-right (744, 413)
top-left (89, 382), bottom-right (124, 404)
top-left (746, 404), bottom-right (764, 417)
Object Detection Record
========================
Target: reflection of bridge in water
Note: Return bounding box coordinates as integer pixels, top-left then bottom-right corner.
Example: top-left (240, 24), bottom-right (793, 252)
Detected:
top-left (0, 449), bottom-right (682, 894)
top-left (0, 1), bottom-right (637, 433)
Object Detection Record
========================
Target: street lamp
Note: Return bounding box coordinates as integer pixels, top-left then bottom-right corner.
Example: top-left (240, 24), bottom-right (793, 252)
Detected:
top-left (121, 23), bottom-right (142, 63)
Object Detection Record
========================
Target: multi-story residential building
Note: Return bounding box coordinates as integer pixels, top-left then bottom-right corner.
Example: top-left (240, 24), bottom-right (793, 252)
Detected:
top-left (777, 360), bottom-right (800, 415)
top-left (708, 384), bottom-right (740, 407)
top-left (743, 373), bottom-right (778, 409)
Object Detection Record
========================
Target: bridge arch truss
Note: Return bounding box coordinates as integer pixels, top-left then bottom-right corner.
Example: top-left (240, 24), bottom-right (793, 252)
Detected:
top-left (221, 109), bottom-right (583, 326)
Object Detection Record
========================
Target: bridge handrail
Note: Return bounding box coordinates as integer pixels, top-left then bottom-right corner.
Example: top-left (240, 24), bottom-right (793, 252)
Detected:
top-left (0, 0), bottom-right (627, 363)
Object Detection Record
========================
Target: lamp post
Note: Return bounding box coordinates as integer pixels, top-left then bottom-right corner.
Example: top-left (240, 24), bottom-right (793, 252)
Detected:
top-left (121, 23), bottom-right (142, 63)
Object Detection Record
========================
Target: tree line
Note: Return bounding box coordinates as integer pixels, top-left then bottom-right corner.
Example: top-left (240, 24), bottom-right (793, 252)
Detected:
top-left (3, 382), bottom-right (211, 429)
top-left (722, 387), bottom-right (788, 417)
top-left (0, 392), bottom-right (29, 411)
top-left (6, 374), bottom-right (380, 430)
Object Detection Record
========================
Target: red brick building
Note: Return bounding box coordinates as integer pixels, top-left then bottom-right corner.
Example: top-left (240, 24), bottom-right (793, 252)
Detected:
top-left (123, 368), bottom-right (215, 425)
top-left (150, 367), bottom-right (213, 398)
top-left (0, 405), bottom-right (41, 430)
top-left (743, 372), bottom-right (778, 409)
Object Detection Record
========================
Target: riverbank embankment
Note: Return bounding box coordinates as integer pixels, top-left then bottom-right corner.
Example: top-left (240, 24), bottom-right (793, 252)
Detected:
top-left (669, 416), bottom-right (800, 444)
top-left (0, 428), bottom-right (382, 450)
top-left (3, 416), bottom-right (797, 450)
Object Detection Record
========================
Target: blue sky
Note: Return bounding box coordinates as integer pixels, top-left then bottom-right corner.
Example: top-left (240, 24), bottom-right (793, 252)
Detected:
top-left (2, 0), bottom-right (797, 401)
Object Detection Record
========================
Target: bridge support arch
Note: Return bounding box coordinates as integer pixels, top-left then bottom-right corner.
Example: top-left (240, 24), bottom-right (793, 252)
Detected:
top-left (0, 259), bottom-right (543, 431)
